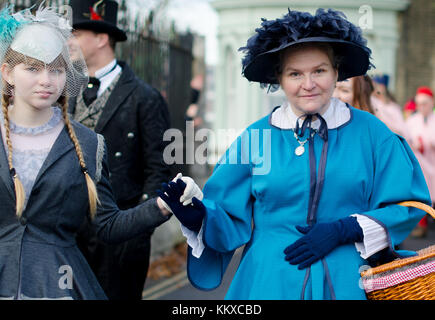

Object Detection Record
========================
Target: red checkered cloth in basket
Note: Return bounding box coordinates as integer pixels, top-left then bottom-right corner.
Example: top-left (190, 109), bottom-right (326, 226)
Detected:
top-left (362, 260), bottom-right (435, 293)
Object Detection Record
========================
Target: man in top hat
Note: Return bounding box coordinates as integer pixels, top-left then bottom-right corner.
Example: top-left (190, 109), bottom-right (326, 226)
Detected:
top-left (68, 0), bottom-right (172, 300)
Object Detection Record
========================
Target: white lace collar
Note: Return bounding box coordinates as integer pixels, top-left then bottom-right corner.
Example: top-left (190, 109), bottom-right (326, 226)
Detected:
top-left (270, 97), bottom-right (351, 130)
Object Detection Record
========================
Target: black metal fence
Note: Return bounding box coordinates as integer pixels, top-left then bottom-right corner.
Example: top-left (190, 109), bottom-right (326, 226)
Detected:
top-left (118, 29), bottom-right (193, 131)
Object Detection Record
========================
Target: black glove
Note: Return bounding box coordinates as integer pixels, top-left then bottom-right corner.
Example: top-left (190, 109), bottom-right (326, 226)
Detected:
top-left (157, 179), bottom-right (206, 232)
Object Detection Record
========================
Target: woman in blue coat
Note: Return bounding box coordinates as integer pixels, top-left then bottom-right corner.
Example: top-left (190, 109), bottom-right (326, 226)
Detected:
top-left (0, 6), bottom-right (172, 299)
top-left (159, 8), bottom-right (431, 300)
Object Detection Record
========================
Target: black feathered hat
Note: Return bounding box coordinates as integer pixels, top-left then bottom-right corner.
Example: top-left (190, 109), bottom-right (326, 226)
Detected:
top-left (70, 0), bottom-right (127, 42)
top-left (239, 8), bottom-right (374, 86)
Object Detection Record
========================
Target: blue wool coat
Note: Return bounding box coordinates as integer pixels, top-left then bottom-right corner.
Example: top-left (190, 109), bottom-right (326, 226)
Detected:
top-left (186, 106), bottom-right (430, 300)
top-left (0, 120), bottom-right (170, 299)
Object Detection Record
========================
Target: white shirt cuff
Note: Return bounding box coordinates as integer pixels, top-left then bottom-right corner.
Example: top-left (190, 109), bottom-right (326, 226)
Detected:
top-left (180, 221), bottom-right (205, 258)
top-left (351, 214), bottom-right (389, 259)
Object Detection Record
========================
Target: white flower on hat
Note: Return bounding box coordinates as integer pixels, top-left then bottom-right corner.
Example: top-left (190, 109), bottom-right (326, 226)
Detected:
top-left (58, 16), bottom-right (72, 31)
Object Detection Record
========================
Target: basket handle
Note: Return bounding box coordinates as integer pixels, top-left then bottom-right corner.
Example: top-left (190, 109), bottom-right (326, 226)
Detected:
top-left (397, 201), bottom-right (435, 219)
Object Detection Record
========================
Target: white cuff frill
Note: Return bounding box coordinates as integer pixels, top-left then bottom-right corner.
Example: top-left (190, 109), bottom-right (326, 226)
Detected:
top-left (180, 221), bottom-right (205, 258)
top-left (352, 214), bottom-right (389, 259)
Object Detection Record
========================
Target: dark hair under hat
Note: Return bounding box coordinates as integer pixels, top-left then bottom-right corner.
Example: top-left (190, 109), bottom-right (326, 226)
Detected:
top-left (70, 0), bottom-right (127, 42)
top-left (239, 8), bottom-right (374, 85)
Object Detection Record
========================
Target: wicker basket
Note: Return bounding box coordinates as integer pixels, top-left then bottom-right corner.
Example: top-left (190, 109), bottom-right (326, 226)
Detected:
top-left (360, 201), bottom-right (435, 300)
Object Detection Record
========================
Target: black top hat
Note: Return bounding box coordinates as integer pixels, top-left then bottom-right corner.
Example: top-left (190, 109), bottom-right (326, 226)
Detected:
top-left (70, 0), bottom-right (127, 42)
top-left (239, 8), bottom-right (374, 85)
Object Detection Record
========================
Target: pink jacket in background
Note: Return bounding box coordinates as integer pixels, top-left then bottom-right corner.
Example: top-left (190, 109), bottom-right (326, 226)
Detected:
top-left (406, 112), bottom-right (435, 203)
top-left (371, 96), bottom-right (410, 142)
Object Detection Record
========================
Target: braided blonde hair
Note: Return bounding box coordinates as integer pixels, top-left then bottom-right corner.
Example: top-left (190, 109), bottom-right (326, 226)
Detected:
top-left (1, 93), bottom-right (25, 217)
top-left (59, 95), bottom-right (100, 219)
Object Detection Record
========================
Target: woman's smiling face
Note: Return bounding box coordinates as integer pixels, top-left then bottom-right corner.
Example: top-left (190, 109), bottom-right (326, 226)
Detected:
top-left (279, 45), bottom-right (338, 117)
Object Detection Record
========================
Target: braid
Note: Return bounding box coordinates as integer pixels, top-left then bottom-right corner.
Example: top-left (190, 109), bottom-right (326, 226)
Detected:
top-left (2, 94), bottom-right (12, 165)
top-left (60, 98), bottom-right (99, 219)
top-left (1, 93), bottom-right (25, 217)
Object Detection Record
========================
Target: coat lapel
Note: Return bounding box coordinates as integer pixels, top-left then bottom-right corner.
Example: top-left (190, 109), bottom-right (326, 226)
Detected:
top-left (94, 62), bottom-right (137, 133)
top-left (0, 123), bottom-right (75, 202)
top-left (33, 126), bottom-right (74, 185)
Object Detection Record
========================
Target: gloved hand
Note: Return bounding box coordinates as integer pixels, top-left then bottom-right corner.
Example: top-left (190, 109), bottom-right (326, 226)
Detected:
top-left (158, 173), bottom-right (203, 212)
top-left (284, 216), bottom-right (364, 270)
top-left (177, 175), bottom-right (204, 205)
top-left (157, 179), bottom-right (206, 232)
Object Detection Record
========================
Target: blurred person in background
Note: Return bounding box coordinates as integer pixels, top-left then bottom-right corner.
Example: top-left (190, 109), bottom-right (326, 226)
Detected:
top-left (185, 74), bottom-right (204, 129)
top-left (333, 75), bottom-right (375, 114)
top-left (403, 98), bottom-right (416, 119)
top-left (406, 86), bottom-right (435, 238)
top-left (370, 74), bottom-right (409, 141)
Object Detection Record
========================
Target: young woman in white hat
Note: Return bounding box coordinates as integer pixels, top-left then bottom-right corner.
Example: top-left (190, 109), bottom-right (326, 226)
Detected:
top-left (0, 5), bottom-right (172, 299)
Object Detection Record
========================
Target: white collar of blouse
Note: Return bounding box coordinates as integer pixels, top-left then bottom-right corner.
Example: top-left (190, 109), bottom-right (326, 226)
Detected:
top-left (270, 97), bottom-right (351, 130)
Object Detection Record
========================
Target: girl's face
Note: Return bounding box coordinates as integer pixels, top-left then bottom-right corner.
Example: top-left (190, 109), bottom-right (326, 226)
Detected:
top-left (1, 60), bottom-right (66, 111)
top-left (333, 78), bottom-right (354, 105)
top-left (373, 82), bottom-right (386, 100)
top-left (279, 46), bottom-right (338, 117)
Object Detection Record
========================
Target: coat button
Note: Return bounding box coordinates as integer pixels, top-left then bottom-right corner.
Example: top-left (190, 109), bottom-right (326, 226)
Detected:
top-left (20, 217), bottom-right (27, 226)
top-left (115, 152), bottom-right (122, 158)
top-left (127, 132), bottom-right (134, 139)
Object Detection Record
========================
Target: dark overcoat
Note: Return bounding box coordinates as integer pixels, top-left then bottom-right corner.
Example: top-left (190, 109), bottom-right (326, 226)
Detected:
top-left (68, 61), bottom-right (172, 299)
top-left (69, 61), bottom-right (171, 205)
top-left (0, 121), bottom-right (170, 299)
